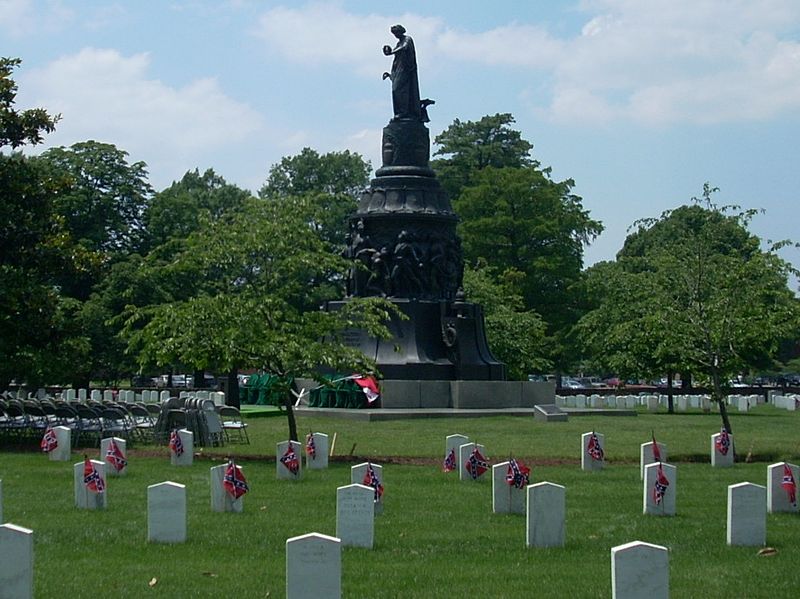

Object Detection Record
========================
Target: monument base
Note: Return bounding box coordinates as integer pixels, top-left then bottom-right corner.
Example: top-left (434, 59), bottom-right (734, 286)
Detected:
top-left (323, 297), bottom-right (506, 381)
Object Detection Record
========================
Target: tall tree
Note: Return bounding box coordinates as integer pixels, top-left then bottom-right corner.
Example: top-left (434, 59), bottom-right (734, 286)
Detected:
top-left (122, 195), bottom-right (394, 440)
top-left (578, 185), bottom-right (799, 433)
top-left (0, 57), bottom-right (72, 388)
top-left (432, 114), bottom-right (602, 375)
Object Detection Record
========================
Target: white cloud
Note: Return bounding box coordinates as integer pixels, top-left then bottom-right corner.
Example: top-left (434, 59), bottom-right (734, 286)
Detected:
top-left (251, 1), bottom-right (800, 126)
top-left (19, 48), bottom-right (265, 188)
top-left (0, 0), bottom-right (73, 37)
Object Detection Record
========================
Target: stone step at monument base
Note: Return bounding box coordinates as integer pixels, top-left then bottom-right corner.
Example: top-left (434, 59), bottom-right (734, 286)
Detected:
top-left (295, 406), bottom-right (637, 421)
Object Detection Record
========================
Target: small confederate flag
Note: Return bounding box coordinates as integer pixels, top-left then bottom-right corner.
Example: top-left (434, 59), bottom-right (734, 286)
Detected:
top-left (353, 374), bottom-right (380, 404)
top-left (651, 432), bottom-right (662, 462)
top-left (715, 428), bottom-right (731, 456)
top-left (443, 448), bottom-right (456, 473)
top-left (587, 432), bottom-right (604, 461)
top-left (362, 462), bottom-right (384, 501)
top-left (305, 433), bottom-right (316, 460)
top-left (653, 463), bottom-right (669, 505)
top-left (466, 447), bottom-right (489, 480)
top-left (83, 457), bottom-right (105, 494)
top-left (506, 458), bottom-right (531, 489)
top-left (223, 459), bottom-right (249, 499)
top-left (280, 444), bottom-right (300, 475)
top-left (40, 426), bottom-right (58, 453)
top-left (169, 430), bottom-right (184, 457)
top-left (105, 438), bottom-right (127, 472)
top-left (782, 463), bottom-right (797, 506)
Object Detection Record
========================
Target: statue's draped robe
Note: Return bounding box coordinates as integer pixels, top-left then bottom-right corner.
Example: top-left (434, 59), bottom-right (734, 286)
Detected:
top-left (390, 35), bottom-right (421, 121)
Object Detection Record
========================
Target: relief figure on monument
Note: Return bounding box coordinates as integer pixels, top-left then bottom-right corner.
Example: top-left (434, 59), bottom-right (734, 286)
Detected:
top-left (390, 230), bottom-right (425, 297)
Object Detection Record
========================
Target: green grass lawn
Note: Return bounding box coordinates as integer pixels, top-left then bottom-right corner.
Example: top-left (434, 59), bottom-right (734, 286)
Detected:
top-left (1, 406), bottom-right (799, 598)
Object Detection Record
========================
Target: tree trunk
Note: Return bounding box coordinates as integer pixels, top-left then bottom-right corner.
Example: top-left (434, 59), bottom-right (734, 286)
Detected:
top-left (712, 369), bottom-right (733, 434)
top-left (193, 369), bottom-right (205, 389)
top-left (666, 372), bottom-right (675, 414)
top-left (225, 369), bottom-right (240, 408)
top-left (284, 393), bottom-right (298, 442)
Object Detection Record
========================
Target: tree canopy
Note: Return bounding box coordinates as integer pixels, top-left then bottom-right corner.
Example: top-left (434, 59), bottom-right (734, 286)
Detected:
top-left (578, 185), bottom-right (799, 431)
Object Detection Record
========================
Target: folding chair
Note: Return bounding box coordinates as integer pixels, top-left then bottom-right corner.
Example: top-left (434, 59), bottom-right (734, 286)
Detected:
top-left (218, 406), bottom-right (249, 444)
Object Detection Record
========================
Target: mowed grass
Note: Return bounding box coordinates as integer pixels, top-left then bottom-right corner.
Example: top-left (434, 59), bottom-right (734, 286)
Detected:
top-left (1, 406), bottom-right (799, 598)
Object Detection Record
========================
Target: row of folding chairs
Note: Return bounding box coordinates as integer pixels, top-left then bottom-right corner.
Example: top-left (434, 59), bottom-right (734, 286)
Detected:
top-left (0, 397), bottom-right (159, 447)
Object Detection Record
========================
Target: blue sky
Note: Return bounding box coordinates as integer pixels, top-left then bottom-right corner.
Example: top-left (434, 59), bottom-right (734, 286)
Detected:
top-left (4, 0), bottom-right (800, 274)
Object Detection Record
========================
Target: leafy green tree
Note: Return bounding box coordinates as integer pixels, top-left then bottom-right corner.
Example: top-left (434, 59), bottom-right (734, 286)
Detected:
top-left (0, 58), bottom-right (72, 388)
top-left (122, 195), bottom-right (394, 440)
top-left (144, 168), bottom-right (251, 252)
top-left (41, 141), bottom-right (153, 261)
top-left (578, 185), bottom-right (799, 433)
top-left (0, 57), bottom-right (58, 148)
top-left (432, 114), bottom-right (602, 376)
top-left (462, 264), bottom-right (550, 379)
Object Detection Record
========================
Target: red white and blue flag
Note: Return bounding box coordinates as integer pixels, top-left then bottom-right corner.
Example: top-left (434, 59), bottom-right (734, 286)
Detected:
top-left (280, 444), bottom-right (300, 475)
top-left (362, 462), bottom-right (384, 501)
top-left (782, 463), bottom-right (797, 506)
top-left (587, 432), bottom-right (604, 461)
top-left (653, 463), bottom-right (669, 505)
top-left (443, 448), bottom-right (456, 473)
top-left (223, 459), bottom-right (249, 499)
top-left (105, 438), bottom-right (127, 472)
top-left (715, 428), bottom-right (731, 456)
top-left (352, 374), bottom-right (381, 405)
top-left (506, 458), bottom-right (531, 489)
top-left (466, 447), bottom-right (489, 480)
top-left (169, 430), bottom-right (184, 457)
top-left (83, 457), bottom-right (105, 494)
top-left (305, 433), bottom-right (316, 460)
top-left (40, 426), bottom-right (58, 453)
top-left (651, 432), bottom-right (662, 462)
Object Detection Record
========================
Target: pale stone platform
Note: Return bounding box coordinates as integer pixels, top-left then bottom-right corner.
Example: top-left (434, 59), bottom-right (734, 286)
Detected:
top-left (296, 406), bottom-right (636, 421)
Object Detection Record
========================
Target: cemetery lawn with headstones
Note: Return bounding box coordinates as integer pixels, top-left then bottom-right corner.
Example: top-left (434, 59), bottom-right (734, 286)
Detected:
top-left (2, 406), bottom-right (798, 597)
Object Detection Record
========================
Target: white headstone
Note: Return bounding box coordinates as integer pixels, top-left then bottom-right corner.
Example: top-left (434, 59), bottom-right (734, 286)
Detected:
top-left (605, 395), bottom-right (617, 408)
top-left (710, 432), bottom-right (734, 468)
top-left (676, 396), bottom-right (687, 411)
top-left (210, 463), bottom-right (244, 513)
top-left (0, 479), bottom-right (3, 523)
top-left (611, 540), bottom-right (669, 599)
top-left (737, 396), bottom-right (749, 412)
top-left (171, 429), bottom-right (194, 466)
top-left (643, 462), bottom-right (676, 516)
top-left (589, 394), bottom-right (602, 408)
top-left (148, 481), bottom-right (186, 543)
top-left (0, 523), bottom-right (34, 599)
top-left (646, 395), bottom-right (659, 411)
top-left (48, 426), bottom-right (71, 462)
top-left (566, 395), bottom-right (576, 408)
top-left (65, 388), bottom-right (76, 401)
top-left (286, 532), bottom-right (341, 599)
top-left (625, 396), bottom-right (637, 409)
top-left (336, 484), bottom-right (374, 548)
top-left (458, 443), bottom-right (488, 482)
top-left (767, 462), bottom-right (799, 514)
top-left (445, 434), bottom-right (469, 471)
top-left (100, 437), bottom-right (128, 476)
top-left (103, 389), bottom-right (113, 402)
top-left (526, 482), bottom-right (565, 548)
top-left (305, 432), bottom-right (329, 469)
top-left (574, 394), bottom-right (587, 408)
top-left (727, 482), bottom-right (766, 546)
top-left (351, 462), bottom-right (383, 514)
top-left (73, 459), bottom-right (106, 510)
top-left (582, 431), bottom-right (605, 471)
top-left (160, 390), bottom-right (170, 403)
top-left (78, 388), bottom-right (87, 401)
top-left (90, 389), bottom-right (102, 402)
top-left (640, 441), bottom-right (668, 480)
top-left (492, 462), bottom-right (526, 514)
top-left (277, 440), bottom-right (303, 480)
